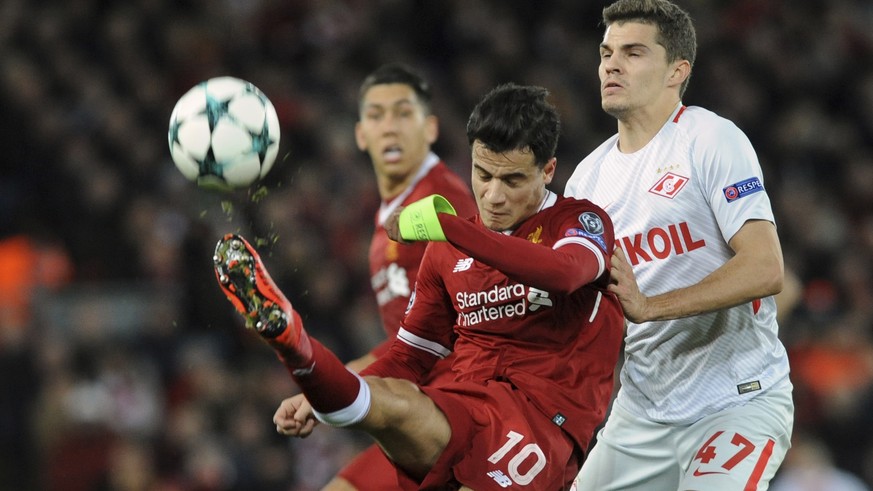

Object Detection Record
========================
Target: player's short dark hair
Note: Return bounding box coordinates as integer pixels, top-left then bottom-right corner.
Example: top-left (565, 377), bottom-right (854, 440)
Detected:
top-left (358, 63), bottom-right (433, 114)
top-left (603, 0), bottom-right (697, 96)
top-left (466, 83), bottom-right (560, 169)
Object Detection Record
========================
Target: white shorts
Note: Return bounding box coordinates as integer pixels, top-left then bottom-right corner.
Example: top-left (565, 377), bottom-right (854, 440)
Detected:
top-left (574, 385), bottom-right (793, 491)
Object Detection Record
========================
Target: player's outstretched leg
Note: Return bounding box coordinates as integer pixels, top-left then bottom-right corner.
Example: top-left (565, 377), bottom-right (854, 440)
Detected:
top-left (214, 233), bottom-right (313, 367)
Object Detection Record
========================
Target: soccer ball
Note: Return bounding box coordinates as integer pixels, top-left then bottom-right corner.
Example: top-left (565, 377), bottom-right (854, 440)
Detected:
top-left (168, 76), bottom-right (280, 191)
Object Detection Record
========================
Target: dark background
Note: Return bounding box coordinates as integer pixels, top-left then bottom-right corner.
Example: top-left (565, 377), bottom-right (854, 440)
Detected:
top-left (1, 0), bottom-right (872, 489)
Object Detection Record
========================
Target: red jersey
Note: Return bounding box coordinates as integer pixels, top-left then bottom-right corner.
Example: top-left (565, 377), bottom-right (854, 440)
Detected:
top-left (368, 156), bottom-right (476, 358)
top-left (368, 194), bottom-right (624, 451)
top-left (339, 157), bottom-right (473, 490)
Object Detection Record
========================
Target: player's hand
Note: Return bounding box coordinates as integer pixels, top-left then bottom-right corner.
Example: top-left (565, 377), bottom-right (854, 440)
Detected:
top-left (273, 394), bottom-right (319, 438)
top-left (385, 207), bottom-right (411, 244)
top-left (607, 248), bottom-right (650, 323)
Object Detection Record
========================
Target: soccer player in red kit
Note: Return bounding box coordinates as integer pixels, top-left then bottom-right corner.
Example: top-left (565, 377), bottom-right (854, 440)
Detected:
top-left (357, 63), bottom-right (476, 374)
top-left (335, 64), bottom-right (476, 491)
top-left (214, 83), bottom-right (624, 490)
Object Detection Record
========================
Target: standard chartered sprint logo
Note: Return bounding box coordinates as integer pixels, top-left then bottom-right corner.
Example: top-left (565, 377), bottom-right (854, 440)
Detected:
top-left (455, 283), bottom-right (553, 326)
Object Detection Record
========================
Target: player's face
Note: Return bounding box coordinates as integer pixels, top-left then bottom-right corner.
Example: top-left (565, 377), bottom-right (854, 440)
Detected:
top-left (470, 140), bottom-right (555, 232)
top-left (356, 84), bottom-right (438, 187)
top-left (598, 22), bottom-right (674, 119)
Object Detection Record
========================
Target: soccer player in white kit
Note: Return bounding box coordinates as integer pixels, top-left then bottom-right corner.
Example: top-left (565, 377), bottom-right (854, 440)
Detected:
top-left (565, 1), bottom-right (794, 490)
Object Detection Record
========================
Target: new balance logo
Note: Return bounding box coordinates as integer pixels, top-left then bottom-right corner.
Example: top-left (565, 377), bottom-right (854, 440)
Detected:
top-left (453, 258), bottom-right (474, 272)
top-left (487, 470), bottom-right (512, 488)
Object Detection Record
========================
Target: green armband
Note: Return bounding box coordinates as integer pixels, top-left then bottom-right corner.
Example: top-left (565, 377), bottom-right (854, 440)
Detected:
top-left (398, 194), bottom-right (457, 241)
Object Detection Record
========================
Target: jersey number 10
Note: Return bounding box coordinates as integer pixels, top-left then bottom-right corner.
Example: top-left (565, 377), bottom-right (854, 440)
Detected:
top-left (487, 431), bottom-right (547, 486)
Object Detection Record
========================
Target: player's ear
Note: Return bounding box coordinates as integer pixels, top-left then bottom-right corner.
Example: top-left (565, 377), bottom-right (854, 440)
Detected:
top-left (542, 157), bottom-right (557, 185)
top-left (668, 59), bottom-right (691, 89)
top-left (425, 115), bottom-right (439, 145)
top-left (354, 121), bottom-right (368, 151)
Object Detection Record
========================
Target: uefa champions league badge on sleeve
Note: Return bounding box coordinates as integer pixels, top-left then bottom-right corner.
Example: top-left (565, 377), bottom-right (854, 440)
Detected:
top-left (578, 212), bottom-right (604, 235)
top-left (565, 212), bottom-right (608, 252)
top-left (722, 177), bottom-right (764, 203)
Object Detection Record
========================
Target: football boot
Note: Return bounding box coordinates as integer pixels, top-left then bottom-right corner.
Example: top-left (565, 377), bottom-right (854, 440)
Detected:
top-left (214, 233), bottom-right (312, 366)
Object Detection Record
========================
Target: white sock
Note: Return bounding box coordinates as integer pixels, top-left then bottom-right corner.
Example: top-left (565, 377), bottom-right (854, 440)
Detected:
top-left (312, 373), bottom-right (371, 427)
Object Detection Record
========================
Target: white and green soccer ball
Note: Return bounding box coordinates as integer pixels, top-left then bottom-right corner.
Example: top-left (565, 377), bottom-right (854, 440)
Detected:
top-left (168, 76), bottom-right (280, 191)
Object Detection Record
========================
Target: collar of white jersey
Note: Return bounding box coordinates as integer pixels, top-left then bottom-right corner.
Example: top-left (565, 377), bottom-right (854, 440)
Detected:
top-left (670, 102), bottom-right (687, 123)
top-left (378, 152), bottom-right (441, 226)
top-left (500, 189), bottom-right (557, 235)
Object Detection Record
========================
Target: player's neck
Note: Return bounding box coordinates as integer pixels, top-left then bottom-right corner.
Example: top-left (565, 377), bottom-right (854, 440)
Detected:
top-left (615, 99), bottom-right (680, 154)
top-left (378, 174), bottom-right (415, 201)
top-left (377, 152), bottom-right (437, 201)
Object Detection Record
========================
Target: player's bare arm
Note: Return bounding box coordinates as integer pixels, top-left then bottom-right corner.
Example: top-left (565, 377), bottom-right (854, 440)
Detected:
top-left (612, 219), bottom-right (783, 323)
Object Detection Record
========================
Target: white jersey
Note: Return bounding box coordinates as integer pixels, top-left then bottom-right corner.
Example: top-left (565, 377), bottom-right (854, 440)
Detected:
top-left (565, 103), bottom-right (791, 424)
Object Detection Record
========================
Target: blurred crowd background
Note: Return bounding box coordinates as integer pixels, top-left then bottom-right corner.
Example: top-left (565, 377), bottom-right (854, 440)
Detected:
top-left (1, 0), bottom-right (873, 490)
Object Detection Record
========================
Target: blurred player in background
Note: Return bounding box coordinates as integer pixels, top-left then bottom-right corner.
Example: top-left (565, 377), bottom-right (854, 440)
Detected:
top-left (353, 62), bottom-right (476, 373)
top-left (309, 63), bottom-right (476, 490)
top-left (565, 0), bottom-right (794, 489)
top-left (215, 83), bottom-right (624, 490)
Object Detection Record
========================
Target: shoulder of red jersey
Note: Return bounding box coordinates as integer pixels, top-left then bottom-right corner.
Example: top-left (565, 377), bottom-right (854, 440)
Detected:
top-left (551, 195), bottom-right (613, 254)
top-left (554, 195), bottom-right (610, 217)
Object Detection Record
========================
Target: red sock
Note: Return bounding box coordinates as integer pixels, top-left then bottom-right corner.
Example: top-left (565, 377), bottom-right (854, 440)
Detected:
top-left (268, 310), bottom-right (314, 367)
top-left (279, 338), bottom-right (362, 414)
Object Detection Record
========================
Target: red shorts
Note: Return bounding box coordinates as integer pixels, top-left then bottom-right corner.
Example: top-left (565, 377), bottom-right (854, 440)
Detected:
top-left (398, 380), bottom-right (579, 490)
top-left (420, 357), bottom-right (458, 388)
top-left (336, 445), bottom-right (401, 490)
